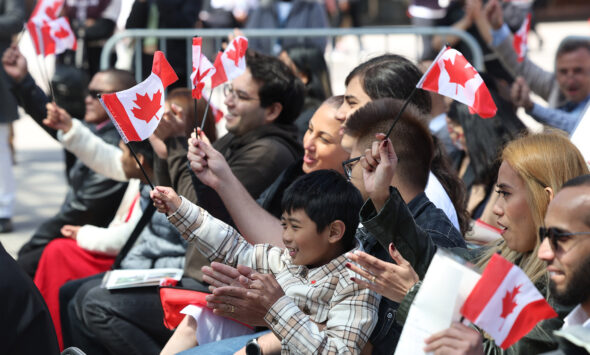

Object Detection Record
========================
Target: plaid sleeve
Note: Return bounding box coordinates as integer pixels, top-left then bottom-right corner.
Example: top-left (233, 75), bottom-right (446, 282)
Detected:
top-left (168, 197), bottom-right (258, 268)
top-left (265, 283), bottom-right (379, 354)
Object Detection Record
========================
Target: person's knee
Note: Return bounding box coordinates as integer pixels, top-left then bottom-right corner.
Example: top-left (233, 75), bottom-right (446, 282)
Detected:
top-left (81, 286), bottom-right (115, 329)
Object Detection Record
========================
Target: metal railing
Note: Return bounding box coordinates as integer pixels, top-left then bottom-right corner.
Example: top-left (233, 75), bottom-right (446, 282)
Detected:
top-left (100, 27), bottom-right (484, 85)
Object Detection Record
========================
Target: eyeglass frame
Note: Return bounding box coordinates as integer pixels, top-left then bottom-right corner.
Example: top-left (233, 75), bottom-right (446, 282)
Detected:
top-left (342, 156), bottom-right (361, 181)
top-left (223, 83), bottom-right (260, 102)
top-left (538, 226), bottom-right (590, 252)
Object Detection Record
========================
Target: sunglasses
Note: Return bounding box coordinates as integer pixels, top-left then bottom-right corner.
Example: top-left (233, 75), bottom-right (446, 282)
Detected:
top-left (538, 226), bottom-right (590, 252)
top-left (87, 89), bottom-right (107, 99)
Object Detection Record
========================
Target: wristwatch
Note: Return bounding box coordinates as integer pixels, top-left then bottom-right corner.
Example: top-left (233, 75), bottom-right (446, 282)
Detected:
top-left (245, 337), bottom-right (262, 355)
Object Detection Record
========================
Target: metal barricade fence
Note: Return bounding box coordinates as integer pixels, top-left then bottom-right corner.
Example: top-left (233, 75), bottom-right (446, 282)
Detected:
top-left (100, 27), bottom-right (483, 87)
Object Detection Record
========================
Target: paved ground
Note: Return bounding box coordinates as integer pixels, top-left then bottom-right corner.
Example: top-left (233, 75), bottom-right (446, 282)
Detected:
top-left (1, 20), bottom-right (587, 259)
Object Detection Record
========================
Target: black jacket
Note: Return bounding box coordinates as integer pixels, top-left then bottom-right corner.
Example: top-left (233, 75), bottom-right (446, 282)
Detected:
top-left (11, 74), bottom-right (128, 277)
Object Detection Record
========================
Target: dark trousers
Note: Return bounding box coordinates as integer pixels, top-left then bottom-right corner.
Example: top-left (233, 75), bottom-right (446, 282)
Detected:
top-left (61, 276), bottom-right (207, 355)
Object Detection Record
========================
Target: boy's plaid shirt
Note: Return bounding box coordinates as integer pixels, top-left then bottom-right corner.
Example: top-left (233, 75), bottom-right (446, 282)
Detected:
top-left (169, 197), bottom-right (379, 354)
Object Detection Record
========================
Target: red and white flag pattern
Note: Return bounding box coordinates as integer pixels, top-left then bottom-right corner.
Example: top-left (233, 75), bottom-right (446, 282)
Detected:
top-left (41, 17), bottom-right (77, 56)
top-left (27, 0), bottom-right (65, 55)
top-left (460, 253), bottom-right (557, 349)
top-left (513, 13), bottom-right (531, 63)
top-left (100, 51), bottom-right (178, 143)
top-left (190, 37), bottom-right (216, 99)
top-left (417, 46), bottom-right (497, 118)
top-left (210, 36), bottom-right (248, 89)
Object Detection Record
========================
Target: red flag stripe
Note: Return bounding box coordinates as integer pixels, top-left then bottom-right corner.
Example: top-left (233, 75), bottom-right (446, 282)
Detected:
top-left (210, 52), bottom-right (227, 89)
top-left (101, 93), bottom-right (141, 142)
top-left (152, 51), bottom-right (178, 88)
top-left (461, 254), bottom-right (514, 320)
top-left (472, 84), bottom-right (497, 118)
top-left (499, 298), bottom-right (558, 349)
top-left (27, 21), bottom-right (41, 55)
top-left (41, 25), bottom-right (56, 56)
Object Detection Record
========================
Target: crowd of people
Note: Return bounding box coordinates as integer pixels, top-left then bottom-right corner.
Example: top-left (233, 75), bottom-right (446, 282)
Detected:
top-left (1, 0), bottom-right (590, 355)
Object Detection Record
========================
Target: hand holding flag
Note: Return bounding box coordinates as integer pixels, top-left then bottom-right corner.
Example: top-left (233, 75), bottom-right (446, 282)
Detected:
top-left (417, 46), bottom-right (497, 118)
top-left (460, 253), bottom-right (557, 349)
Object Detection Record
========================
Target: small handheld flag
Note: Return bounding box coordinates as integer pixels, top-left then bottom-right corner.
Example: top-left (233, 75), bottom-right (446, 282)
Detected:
top-left (460, 253), bottom-right (557, 349)
top-left (513, 13), bottom-right (531, 63)
top-left (417, 46), bottom-right (497, 118)
top-left (100, 51), bottom-right (178, 143)
top-left (190, 37), bottom-right (216, 100)
top-left (210, 36), bottom-right (248, 89)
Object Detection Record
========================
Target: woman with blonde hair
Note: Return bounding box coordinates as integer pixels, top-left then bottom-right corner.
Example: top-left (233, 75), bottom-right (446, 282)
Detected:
top-left (347, 130), bottom-right (588, 354)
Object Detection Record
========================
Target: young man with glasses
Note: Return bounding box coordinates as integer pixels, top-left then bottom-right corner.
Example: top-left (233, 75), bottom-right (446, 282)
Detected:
top-left (537, 174), bottom-right (590, 354)
top-left (2, 45), bottom-right (134, 278)
top-left (166, 50), bottom-right (304, 225)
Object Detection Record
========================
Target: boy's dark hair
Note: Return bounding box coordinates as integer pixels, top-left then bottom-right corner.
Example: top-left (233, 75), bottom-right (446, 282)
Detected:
top-left (345, 54), bottom-right (431, 115)
top-left (345, 98), bottom-right (433, 191)
top-left (127, 140), bottom-right (154, 169)
top-left (281, 170), bottom-right (362, 251)
top-left (247, 50), bottom-right (305, 125)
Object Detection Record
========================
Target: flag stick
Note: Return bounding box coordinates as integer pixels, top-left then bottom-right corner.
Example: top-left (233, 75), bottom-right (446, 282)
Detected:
top-left (200, 85), bottom-right (215, 131)
top-left (127, 142), bottom-right (155, 190)
top-left (384, 86), bottom-right (418, 138)
top-left (14, 23), bottom-right (26, 46)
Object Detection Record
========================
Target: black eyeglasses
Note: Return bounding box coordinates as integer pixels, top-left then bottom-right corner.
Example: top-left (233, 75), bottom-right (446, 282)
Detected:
top-left (223, 84), bottom-right (259, 102)
top-left (539, 226), bottom-right (590, 252)
top-left (342, 156), bottom-right (361, 181)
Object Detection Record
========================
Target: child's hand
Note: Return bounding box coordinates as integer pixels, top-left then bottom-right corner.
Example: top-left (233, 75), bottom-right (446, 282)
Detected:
top-left (150, 186), bottom-right (182, 214)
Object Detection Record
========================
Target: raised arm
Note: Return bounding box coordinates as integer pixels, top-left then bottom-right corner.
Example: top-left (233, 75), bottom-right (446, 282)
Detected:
top-left (45, 103), bottom-right (127, 181)
top-left (484, 0), bottom-right (555, 100)
top-left (187, 131), bottom-right (284, 246)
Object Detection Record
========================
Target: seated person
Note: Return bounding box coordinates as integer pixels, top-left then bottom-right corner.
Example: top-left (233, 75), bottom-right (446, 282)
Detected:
top-left (484, 0), bottom-right (590, 134)
top-left (445, 95), bottom-right (526, 245)
top-left (2, 45), bottom-right (133, 277)
top-left (354, 131), bottom-right (588, 353)
top-left (33, 139), bottom-right (153, 350)
top-left (152, 169), bottom-right (379, 354)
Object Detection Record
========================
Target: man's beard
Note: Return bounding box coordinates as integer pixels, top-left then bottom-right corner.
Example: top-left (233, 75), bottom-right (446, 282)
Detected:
top-left (550, 253), bottom-right (590, 306)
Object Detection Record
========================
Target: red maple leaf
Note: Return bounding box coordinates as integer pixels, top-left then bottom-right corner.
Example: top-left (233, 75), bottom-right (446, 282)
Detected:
top-left (192, 67), bottom-right (212, 98)
top-left (226, 38), bottom-right (248, 67)
top-left (45, 2), bottom-right (61, 19)
top-left (53, 26), bottom-right (70, 39)
top-left (131, 90), bottom-right (162, 123)
top-left (500, 284), bottom-right (521, 319)
top-left (443, 56), bottom-right (478, 94)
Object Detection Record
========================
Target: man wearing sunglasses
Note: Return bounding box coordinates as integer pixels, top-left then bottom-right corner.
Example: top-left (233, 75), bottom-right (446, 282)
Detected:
top-left (2, 45), bottom-right (135, 278)
top-left (538, 174), bottom-right (590, 354)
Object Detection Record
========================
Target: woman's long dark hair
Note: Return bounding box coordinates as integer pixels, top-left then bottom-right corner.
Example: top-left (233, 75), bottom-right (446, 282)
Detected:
top-left (282, 45), bottom-right (332, 102)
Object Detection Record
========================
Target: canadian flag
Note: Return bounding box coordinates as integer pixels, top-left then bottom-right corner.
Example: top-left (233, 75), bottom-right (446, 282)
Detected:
top-left (190, 37), bottom-right (216, 99)
top-left (417, 46), bottom-right (497, 118)
top-left (513, 13), bottom-right (531, 63)
top-left (210, 36), bottom-right (248, 89)
top-left (460, 253), bottom-right (557, 349)
top-left (27, 0), bottom-right (65, 55)
top-left (40, 17), bottom-right (77, 56)
top-left (100, 51), bottom-right (178, 143)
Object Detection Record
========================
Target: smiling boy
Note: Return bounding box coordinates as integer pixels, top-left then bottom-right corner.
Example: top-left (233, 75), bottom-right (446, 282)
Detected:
top-left (152, 169), bottom-right (378, 354)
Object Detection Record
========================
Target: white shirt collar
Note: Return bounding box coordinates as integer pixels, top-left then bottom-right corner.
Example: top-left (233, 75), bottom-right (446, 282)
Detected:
top-left (563, 304), bottom-right (590, 329)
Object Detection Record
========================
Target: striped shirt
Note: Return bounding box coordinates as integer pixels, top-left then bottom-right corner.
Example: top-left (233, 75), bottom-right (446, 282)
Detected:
top-left (168, 197), bottom-right (379, 354)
